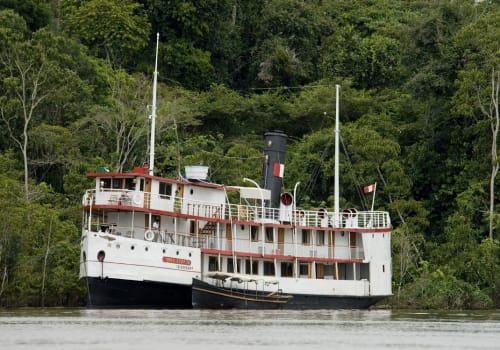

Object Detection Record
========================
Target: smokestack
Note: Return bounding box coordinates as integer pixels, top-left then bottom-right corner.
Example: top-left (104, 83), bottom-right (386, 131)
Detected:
top-left (262, 131), bottom-right (287, 209)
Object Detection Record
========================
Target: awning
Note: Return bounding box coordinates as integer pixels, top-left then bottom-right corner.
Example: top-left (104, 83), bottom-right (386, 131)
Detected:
top-left (236, 186), bottom-right (271, 200)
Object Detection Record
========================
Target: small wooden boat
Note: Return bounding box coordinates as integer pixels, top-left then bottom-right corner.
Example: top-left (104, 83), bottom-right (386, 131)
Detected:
top-left (192, 273), bottom-right (292, 309)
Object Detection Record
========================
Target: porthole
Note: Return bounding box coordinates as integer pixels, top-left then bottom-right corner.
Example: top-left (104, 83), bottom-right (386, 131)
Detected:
top-left (190, 189), bottom-right (194, 195)
top-left (116, 244), bottom-right (121, 249)
top-left (189, 252), bottom-right (192, 257)
top-left (162, 249), bottom-right (166, 254)
top-left (97, 250), bottom-right (105, 262)
top-left (145, 247), bottom-right (149, 252)
top-left (131, 245), bottom-right (135, 250)
top-left (176, 250), bottom-right (179, 255)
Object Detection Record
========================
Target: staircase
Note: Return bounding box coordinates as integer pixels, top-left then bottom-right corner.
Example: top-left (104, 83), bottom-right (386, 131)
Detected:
top-left (199, 221), bottom-right (217, 235)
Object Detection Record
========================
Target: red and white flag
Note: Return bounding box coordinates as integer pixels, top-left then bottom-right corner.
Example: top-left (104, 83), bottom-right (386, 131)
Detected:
top-left (364, 183), bottom-right (376, 193)
top-left (273, 163), bottom-right (285, 177)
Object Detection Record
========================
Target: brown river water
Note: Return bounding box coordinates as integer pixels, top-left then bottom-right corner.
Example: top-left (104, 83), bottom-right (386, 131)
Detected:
top-left (1, 308), bottom-right (499, 349)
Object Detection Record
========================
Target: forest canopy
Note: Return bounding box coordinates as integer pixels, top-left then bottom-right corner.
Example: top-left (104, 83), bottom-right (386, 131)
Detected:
top-left (0, 0), bottom-right (498, 309)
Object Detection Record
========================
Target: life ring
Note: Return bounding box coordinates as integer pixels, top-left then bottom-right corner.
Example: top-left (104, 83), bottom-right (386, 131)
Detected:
top-left (318, 208), bottom-right (327, 219)
top-left (133, 193), bottom-right (142, 205)
top-left (144, 230), bottom-right (154, 241)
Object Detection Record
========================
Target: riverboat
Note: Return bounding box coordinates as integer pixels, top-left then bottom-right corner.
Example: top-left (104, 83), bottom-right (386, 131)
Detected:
top-left (79, 36), bottom-right (392, 309)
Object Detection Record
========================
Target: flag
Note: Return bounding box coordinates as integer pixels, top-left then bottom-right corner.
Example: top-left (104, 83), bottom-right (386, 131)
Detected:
top-left (273, 163), bottom-right (285, 177)
top-left (364, 183), bottom-right (376, 193)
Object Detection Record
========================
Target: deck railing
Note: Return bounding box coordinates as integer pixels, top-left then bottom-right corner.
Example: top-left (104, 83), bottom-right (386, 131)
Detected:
top-left (84, 189), bottom-right (391, 230)
top-left (90, 221), bottom-right (366, 261)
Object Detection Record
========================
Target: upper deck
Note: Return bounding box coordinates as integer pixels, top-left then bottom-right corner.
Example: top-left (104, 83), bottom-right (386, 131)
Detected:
top-left (83, 184), bottom-right (391, 231)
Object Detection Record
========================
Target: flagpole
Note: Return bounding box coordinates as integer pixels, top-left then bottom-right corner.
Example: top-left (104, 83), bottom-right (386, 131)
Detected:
top-left (370, 182), bottom-right (377, 212)
top-left (149, 33), bottom-right (159, 176)
top-left (334, 85), bottom-right (340, 221)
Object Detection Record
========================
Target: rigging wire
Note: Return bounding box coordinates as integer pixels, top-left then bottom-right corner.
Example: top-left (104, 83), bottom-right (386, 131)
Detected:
top-left (303, 136), bottom-right (334, 199)
top-left (340, 134), bottom-right (368, 210)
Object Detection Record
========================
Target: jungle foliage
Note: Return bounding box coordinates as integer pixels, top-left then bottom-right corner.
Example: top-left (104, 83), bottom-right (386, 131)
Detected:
top-left (0, 0), bottom-right (499, 309)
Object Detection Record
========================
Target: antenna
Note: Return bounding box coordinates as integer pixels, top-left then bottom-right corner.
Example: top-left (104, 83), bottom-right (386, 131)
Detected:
top-left (149, 33), bottom-right (159, 176)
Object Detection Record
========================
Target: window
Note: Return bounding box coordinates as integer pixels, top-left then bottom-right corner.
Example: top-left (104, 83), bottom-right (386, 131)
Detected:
top-left (227, 258), bottom-right (240, 273)
top-left (350, 232), bottom-right (357, 247)
top-left (189, 221), bottom-right (197, 234)
top-left (302, 229), bottom-right (310, 244)
top-left (245, 259), bottom-right (258, 275)
top-left (299, 263), bottom-right (309, 277)
top-left (100, 178), bottom-right (111, 189)
top-left (159, 182), bottom-right (172, 198)
top-left (125, 178), bottom-right (135, 190)
top-left (265, 227), bottom-right (274, 242)
top-left (281, 262), bottom-right (293, 277)
top-left (317, 230), bottom-right (325, 245)
top-left (208, 256), bottom-right (219, 272)
top-left (250, 226), bottom-right (258, 241)
top-left (263, 261), bottom-right (275, 276)
top-left (112, 178), bottom-right (122, 189)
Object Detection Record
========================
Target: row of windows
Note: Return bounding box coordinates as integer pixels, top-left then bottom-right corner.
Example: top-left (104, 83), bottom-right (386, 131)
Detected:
top-left (99, 178), bottom-right (173, 196)
top-left (208, 256), bottom-right (375, 280)
top-left (250, 226), bottom-right (329, 245)
top-left (208, 256), bottom-right (291, 277)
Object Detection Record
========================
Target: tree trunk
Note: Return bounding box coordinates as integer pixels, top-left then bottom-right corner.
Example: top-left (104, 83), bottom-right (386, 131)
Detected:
top-left (485, 68), bottom-right (499, 240)
top-left (41, 215), bottom-right (53, 307)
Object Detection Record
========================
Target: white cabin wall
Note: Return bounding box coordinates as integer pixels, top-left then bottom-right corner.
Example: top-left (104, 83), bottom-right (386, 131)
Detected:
top-left (362, 232), bottom-right (392, 295)
top-left (334, 232), bottom-right (350, 258)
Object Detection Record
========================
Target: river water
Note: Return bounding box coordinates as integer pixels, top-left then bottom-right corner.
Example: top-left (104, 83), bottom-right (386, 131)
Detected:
top-left (0, 308), bottom-right (499, 350)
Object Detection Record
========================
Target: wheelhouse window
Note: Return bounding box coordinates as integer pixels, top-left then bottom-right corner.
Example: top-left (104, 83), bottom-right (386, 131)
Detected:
top-left (159, 182), bottom-right (172, 198)
top-left (112, 178), bottom-right (122, 189)
top-left (125, 178), bottom-right (135, 190)
top-left (100, 178), bottom-right (111, 190)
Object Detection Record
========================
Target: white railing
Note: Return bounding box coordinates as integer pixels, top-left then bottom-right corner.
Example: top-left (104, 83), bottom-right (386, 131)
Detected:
top-left (84, 189), bottom-right (391, 230)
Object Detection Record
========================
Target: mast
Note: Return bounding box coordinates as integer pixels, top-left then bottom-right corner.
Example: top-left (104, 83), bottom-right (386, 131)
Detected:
top-left (149, 33), bottom-right (160, 176)
top-left (334, 84), bottom-right (340, 216)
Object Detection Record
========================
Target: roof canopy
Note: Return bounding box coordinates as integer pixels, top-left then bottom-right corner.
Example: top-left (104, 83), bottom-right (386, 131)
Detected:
top-left (236, 186), bottom-right (271, 200)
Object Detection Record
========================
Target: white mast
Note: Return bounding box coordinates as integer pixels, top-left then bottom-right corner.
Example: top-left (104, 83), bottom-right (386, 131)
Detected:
top-left (149, 33), bottom-right (160, 176)
top-left (334, 84), bottom-right (340, 216)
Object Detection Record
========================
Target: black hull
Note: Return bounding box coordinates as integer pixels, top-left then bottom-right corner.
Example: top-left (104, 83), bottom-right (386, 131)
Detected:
top-left (85, 277), bottom-right (192, 309)
top-left (192, 278), bottom-right (386, 310)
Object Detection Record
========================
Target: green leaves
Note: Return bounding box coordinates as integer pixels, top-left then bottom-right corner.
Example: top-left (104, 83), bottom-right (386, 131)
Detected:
top-left (62, 0), bottom-right (151, 67)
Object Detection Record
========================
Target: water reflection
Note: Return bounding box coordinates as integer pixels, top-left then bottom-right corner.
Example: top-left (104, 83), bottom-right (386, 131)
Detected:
top-left (1, 309), bottom-right (499, 350)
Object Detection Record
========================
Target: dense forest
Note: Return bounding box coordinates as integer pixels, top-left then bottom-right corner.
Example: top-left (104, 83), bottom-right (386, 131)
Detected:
top-left (0, 0), bottom-right (498, 309)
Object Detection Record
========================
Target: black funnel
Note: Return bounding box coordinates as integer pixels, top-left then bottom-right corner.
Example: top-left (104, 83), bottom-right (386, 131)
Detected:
top-left (261, 131), bottom-right (287, 209)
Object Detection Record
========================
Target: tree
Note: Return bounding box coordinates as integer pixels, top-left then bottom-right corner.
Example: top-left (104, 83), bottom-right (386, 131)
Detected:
top-left (0, 27), bottom-right (90, 199)
top-left (0, 0), bottom-right (50, 31)
top-left (87, 70), bottom-right (151, 172)
top-left (453, 9), bottom-right (500, 240)
top-left (62, 0), bottom-right (151, 68)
